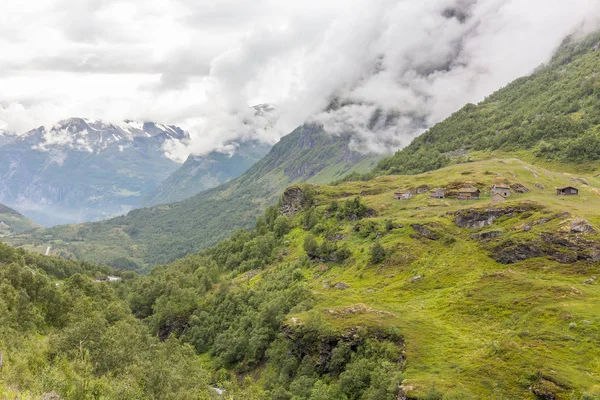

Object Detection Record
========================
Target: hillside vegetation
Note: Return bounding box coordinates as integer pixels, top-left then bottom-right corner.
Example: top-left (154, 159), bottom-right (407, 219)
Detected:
top-left (130, 157), bottom-right (600, 398)
top-left (7, 124), bottom-right (380, 270)
top-left (6, 157), bottom-right (600, 399)
top-left (371, 32), bottom-right (600, 177)
top-left (0, 204), bottom-right (39, 235)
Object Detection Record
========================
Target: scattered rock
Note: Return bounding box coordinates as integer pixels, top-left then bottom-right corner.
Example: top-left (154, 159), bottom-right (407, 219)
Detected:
top-left (471, 230), bottom-right (502, 240)
top-left (584, 276), bottom-right (597, 284)
top-left (569, 322), bottom-right (578, 329)
top-left (534, 182), bottom-right (545, 190)
top-left (366, 289), bottom-right (375, 293)
top-left (323, 284), bottom-right (331, 289)
top-left (410, 276), bottom-right (422, 283)
top-left (317, 265), bottom-right (329, 272)
top-left (570, 218), bottom-right (596, 234)
top-left (334, 282), bottom-right (350, 290)
top-left (523, 225), bottom-right (533, 232)
top-left (411, 224), bottom-right (440, 240)
top-left (530, 376), bottom-right (568, 400)
top-left (583, 320), bottom-right (593, 325)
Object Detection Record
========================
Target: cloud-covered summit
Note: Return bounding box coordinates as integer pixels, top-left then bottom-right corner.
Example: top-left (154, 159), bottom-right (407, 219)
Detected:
top-left (1, 0), bottom-right (599, 160)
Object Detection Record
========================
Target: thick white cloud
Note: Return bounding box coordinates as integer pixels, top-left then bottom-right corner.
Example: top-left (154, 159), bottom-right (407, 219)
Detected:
top-left (1, 0), bottom-right (599, 159)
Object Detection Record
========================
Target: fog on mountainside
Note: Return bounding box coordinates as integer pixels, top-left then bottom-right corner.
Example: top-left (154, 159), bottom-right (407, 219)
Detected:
top-left (2, 0), bottom-right (599, 162)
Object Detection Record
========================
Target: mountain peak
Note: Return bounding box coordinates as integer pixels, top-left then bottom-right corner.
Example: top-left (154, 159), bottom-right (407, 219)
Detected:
top-left (16, 118), bottom-right (190, 153)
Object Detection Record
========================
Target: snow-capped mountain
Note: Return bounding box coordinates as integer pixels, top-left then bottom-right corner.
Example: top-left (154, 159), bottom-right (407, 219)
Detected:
top-left (0, 130), bottom-right (17, 147)
top-left (20, 118), bottom-right (188, 153)
top-left (0, 118), bottom-right (189, 226)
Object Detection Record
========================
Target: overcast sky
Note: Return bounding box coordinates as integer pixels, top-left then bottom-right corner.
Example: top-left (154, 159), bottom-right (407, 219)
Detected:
top-left (1, 0), bottom-right (599, 160)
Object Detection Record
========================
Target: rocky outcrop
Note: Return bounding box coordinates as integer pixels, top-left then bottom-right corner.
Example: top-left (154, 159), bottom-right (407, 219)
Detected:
top-left (471, 230), bottom-right (502, 240)
top-left (411, 224), bottom-right (440, 240)
top-left (452, 204), bottom-right (540, 229)
top-left (570, 218), bottom-right (596, 234)
top-left (492, 233), bottom-right (600, 264)
top-left (281, 322), bottom-right (404, 376)
top-left (530, 375), bottom-right (569, 400)
top-left (279, 186), bottom-right (306, 217)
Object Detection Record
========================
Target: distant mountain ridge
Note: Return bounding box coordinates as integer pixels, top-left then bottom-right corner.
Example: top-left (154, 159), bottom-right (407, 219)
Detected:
top-left (0, 118), bottom-right (188, 226)
top-left (143, 139), bottom-right (272, 206)
top-left (14, 123), bottom-right (382, 269)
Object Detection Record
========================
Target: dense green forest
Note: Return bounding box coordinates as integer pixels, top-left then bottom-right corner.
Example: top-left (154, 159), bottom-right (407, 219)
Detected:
top-left (363, 32), bottom-right (600, 177)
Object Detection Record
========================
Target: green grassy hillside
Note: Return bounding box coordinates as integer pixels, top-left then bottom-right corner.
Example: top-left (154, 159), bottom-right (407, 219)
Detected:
top-left (372, 32), bottom-right (600, 177)
top-left (0, 203), bottom-right (39, 235)
top-left (117, 157), bottom-right (600, 399)
top-left (5, 124), bottom-right (380, 270)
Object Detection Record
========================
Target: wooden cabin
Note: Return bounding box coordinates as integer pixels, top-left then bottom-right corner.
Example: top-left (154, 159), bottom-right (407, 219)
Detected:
top-left (430, 188), bottom-right (445, 199)
top-left (394, 190), bottom-right (413, 200)
top-left (492, 192), bottom-right (506, 203)
top-left (491, 184), bottom-right (511, 198)
top-left (556, 186), bottom-right (579, 196)
top-left (457, 187), bottom-right (480, 200)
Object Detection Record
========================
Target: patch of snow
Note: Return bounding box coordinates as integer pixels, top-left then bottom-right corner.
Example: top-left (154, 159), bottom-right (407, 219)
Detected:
top-left (125, 121), bottom-right (144, 131)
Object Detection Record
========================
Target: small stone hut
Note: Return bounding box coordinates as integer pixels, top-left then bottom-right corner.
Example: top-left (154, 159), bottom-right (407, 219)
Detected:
top-left (491, 184), bottom-right (511, 198)
top-left (394, 190), bottom-right (413, 200)
top-left (492, 192), bottom-right (506, 203)
top-left (430, 188), bottom-right (445, 199)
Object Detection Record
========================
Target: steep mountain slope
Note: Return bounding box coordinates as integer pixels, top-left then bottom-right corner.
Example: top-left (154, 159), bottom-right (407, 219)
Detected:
top-left (0, 203), bottom-right (39, 235)
top-left (374, 32), bottom-right (600, 176)
top-left (143, 140), bottom-right (272, 206)
top-left (0, 118), bottom-right (187, 226)
top-left (11, 124), bottom-right (381, 268)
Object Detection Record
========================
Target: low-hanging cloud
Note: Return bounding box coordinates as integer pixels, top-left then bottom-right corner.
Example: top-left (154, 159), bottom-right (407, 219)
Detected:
top-left (1, 0), bottom-right (600, 160)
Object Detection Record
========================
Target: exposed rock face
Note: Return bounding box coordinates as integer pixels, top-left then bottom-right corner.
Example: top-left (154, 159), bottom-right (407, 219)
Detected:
top-left (453, 205), bottom-right (539, 229)
top-left (492, 233), bottom-right (600, 264)
top-left (279, 186), bottom-right (306, 217)
top-left (534, 182), bottom-right (545, 189)
top-left (334, 282), bottom-right (350, 290)
top-left (280, 323), bottom-right (404, 376)
top-left (530, 376), bottom-right (568, 400)
top-left (570, 218), bottom-right (596, 234)
top-left (411, 224), bottom-right (440, 240)
top-left (471, 230), bottom-right (502, 240)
